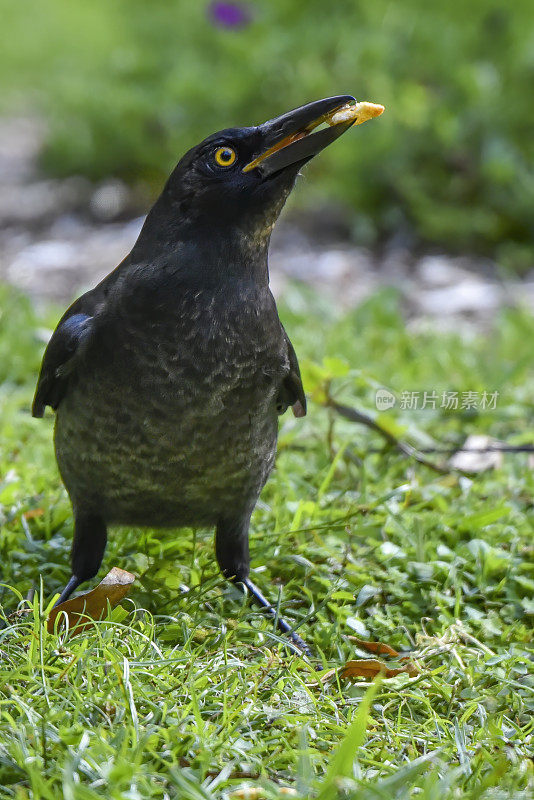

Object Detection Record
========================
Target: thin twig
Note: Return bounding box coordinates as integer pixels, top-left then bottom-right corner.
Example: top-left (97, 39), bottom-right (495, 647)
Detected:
top-left (366, 444), bottom-right (534, 454)
top-left (325, 397), bottom-right (450, 474)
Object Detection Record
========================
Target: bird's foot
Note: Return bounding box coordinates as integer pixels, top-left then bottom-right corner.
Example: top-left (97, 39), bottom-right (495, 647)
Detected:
top-left (241, 577), bottom-right (312, 658)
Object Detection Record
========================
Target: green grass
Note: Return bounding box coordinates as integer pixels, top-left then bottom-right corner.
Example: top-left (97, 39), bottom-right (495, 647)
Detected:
top-left (0, 285), bottom-right (533, 798)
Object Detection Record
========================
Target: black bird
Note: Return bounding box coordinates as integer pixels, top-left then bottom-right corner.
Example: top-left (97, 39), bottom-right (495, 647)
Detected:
top-left (33, 95), bottom-right (383, 654)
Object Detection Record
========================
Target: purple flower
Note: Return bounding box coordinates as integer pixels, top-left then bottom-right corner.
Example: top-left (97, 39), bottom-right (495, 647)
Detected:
top-left (209, 1), bottom-right (252, 29)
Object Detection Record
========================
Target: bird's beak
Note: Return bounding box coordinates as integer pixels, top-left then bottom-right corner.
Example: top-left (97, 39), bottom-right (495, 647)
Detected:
top-left (243, 95), bottom-right (385, 177)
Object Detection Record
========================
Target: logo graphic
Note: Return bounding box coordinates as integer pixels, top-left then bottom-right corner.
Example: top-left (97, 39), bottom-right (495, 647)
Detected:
top-left (375, 389), bottom-right (396, 410)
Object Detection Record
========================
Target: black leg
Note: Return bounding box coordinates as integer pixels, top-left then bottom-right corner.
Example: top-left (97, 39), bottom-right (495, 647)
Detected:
top-left (53, 512), bottom-right (107, 607)
top-left (215, 513), bottom-right (251, 583)
top-left (215, 515), bottom-right (311, 657)
top-left (53, 574), bottom-right (84, 607)
top-left (242, 577), bottom-right (312, 657)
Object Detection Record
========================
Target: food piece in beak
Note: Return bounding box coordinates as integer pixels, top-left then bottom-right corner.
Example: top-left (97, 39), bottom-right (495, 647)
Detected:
top-left (328, 100), bottom-right (385, 126)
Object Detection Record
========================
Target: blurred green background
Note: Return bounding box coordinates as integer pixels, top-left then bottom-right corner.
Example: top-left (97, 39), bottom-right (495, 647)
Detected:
top-left (2, 0), bottom-right (534, 269)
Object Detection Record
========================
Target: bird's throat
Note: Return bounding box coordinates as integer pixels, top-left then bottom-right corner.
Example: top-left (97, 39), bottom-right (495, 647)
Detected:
top-left (130, 194), bottom-right (272, 288)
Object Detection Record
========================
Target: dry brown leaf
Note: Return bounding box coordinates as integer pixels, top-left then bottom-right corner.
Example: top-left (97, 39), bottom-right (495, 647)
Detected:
top-left (47, 567), bottom-right (135, 634)
top-left (348, 637), bottom-right (400, 658)
top-left (348, 637), bottom-right (415, 662)
top-left (341, 658), bottom-right (418, 680)
top-left (23, 508), bottom-right (44, 519)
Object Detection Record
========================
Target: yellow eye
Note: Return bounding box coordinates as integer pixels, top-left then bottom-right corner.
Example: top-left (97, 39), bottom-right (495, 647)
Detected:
top-left (214, 146), bottom-right (236, 167)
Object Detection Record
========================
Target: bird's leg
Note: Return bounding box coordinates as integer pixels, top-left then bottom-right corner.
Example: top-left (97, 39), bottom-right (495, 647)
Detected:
top-left (215, 515), bottom-right (311, 657)
top-left (53, 512), bottom-right (107, 607)
top-left (53, 574), bottom-right (84, 607)
top-left (241, 576), bottom-right (312, 658)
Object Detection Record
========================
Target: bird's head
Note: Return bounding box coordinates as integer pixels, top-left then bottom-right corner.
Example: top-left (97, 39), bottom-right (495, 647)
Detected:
top-left (132, 96), bottom-right (384, 280)
top-left (160, 95), bottom-right (384, 242)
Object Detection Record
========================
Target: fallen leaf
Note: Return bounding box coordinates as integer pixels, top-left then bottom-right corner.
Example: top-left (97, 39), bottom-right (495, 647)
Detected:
top-left (341, 658), bottom-right (418, 680)
top-left (47, 567), bottom-right (135, 634)
top-left (348, 637), bottom-right (400, 658)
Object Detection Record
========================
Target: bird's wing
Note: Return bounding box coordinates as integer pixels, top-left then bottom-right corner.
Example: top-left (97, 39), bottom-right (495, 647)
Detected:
top-left (32, 308), bottom-right (94, 417)
top-left (277, 328), bottom-right (307, 418)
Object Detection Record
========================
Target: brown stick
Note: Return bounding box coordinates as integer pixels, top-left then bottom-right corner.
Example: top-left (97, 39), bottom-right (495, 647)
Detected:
top-left (325, 397), bottom-right (450, 474)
